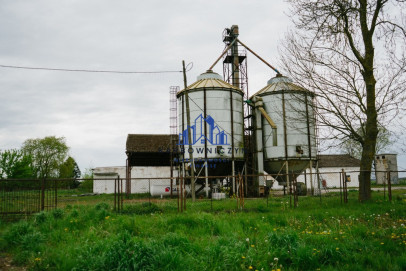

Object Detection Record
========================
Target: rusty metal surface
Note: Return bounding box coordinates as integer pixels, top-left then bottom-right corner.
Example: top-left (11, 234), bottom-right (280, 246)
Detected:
top-left (0, 179), bottom-right (57, 220)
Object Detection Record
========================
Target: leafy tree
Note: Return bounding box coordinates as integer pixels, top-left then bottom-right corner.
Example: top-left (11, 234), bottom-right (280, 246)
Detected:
top-left (22, 136), bottom-right (69, 179)
top-left (280, 0), bottom-right (406, 201)
top-left (59, 157), bottom-right (81, 179)
top-left (59, 157), bottom-right (81, 188)
top-left (0, 149), bottom-right (33, 179)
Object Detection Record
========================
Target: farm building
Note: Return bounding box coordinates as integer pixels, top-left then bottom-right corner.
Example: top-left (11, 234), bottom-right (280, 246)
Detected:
top-left (375, 154), bottom-right (398, 184)
top-left (295, 154), bottom-right (361, 189)
top-left (93, 134), bottom-right (178, 194)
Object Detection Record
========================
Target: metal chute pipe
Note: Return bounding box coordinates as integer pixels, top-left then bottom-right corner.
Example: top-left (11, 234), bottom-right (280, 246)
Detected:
top-left (254, 97), bottom-right (278, 146)
top-left (236, 38), bottom-right (281, 75)
top-left (208, 38), bottom-right (238, 71)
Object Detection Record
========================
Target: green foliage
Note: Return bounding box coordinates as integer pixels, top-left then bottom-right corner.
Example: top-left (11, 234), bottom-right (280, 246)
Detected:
top-left (79, 167), bottom-right (93, 192)
top-left (94, 202), bottom-right (110, 210)
top-left (1, 193), bottom-right (406, 270)
top-left (22, 136), bottom-right (69, 179)
top-left (121, 202), bottom-right (161, 215)
top-left (58, 157), bottom-right (80, 188)
top-left (58, 157), bottom-right (78, 178)
top-left (0, 149), bottom-right (33, 179)
top-left (51, 208), bottom-right (64, 219)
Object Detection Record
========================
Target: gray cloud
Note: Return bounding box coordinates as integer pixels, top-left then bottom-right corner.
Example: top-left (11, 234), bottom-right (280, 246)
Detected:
top-left (2, 0), bottom-right (402, 173)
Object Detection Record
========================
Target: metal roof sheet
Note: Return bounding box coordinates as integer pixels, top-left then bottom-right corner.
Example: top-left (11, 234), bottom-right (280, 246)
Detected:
top-left (178, 70), bottom-right (242, 94)
top-left (250, 75), bottom-right (309, 98)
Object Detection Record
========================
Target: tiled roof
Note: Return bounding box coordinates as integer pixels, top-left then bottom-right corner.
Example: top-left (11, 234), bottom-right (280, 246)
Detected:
top-left (126, 134), bottom-right (178, 153)
top-left (318, 154), bottom-right (361, 168)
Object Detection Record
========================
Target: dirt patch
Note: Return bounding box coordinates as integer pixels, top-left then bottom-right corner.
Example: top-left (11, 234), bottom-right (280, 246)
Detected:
top-left (0, 253), bottom-right (26, 271)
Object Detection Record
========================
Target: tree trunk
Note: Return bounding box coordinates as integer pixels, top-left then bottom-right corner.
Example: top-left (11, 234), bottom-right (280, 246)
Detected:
top-left (358, 67), bottom-right (378, 202)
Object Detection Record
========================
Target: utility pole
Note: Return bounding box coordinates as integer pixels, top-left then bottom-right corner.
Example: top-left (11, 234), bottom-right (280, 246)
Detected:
top-left (183, 60), bottom-right (196, 202)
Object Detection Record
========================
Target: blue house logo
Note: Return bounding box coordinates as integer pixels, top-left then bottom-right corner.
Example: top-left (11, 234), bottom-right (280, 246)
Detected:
top-left (178, 114), bottom-right (229, 146)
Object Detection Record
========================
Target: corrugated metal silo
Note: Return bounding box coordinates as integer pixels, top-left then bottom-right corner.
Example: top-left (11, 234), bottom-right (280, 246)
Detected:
top-left (177, 70), bottom-right (245, 176)
top-left (251, 74), bottom-right (317, 185)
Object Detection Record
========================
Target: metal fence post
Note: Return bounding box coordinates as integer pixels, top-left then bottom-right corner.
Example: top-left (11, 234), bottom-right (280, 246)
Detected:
top-left (41, 178), bottom-right (45, 211)
top-left (120, 177), bottom-right (123, 211)
top-left (339, 172), bottom-right (342, 204)
top-left (210, 177), bottom-right (213, 211)
top-left (55, 179), bottom-right (58, 208)
top-left (184, 177), bottom-right (187, 211)
top-left (114, 177), bottom-right (117, 211)
top-left (387, 171), bottom-right (392, 202)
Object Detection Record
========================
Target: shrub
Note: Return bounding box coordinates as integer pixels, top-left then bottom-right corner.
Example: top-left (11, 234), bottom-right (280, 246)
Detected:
top-left (51, 208), bottom-right (64, 219)
top-left (121, 203), bottom-right (161, 215)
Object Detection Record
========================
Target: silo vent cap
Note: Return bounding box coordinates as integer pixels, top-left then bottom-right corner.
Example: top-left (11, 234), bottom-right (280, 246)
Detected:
top-left (267, 75), bottom-right (293, 85)
top-left (197, 70), bottom-right (223, 80)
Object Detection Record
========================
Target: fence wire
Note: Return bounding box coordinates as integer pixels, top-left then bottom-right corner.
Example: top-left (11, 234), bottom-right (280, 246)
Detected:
top-left (1, 170), bottom-right (405, 219)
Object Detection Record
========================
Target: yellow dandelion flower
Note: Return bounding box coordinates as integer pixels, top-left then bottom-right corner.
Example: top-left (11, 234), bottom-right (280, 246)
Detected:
top-left (34, 257), bottom-right (41, 262)
top-left (336, 247), bottom-right (339, 250)
top-left (105, 216), bottom-right (110, 220)
top-left (251, 244), bottom-right (255, 248)
top-left (249, 266), bottom-right (253, 270)
top-left (242, 256), bottom-right (246, 259)
top-left (381, 242), bottom-right (384, 245)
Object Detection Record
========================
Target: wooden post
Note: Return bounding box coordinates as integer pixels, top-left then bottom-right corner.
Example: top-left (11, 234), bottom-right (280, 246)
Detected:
top-left (182, 60), bottom-right (195, 202)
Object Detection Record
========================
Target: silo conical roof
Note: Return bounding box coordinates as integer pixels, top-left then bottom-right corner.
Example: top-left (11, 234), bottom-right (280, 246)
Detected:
top-left (250, 74), bottom-right (309, 99)
top-left (177, 70), bottom-right (242, 95)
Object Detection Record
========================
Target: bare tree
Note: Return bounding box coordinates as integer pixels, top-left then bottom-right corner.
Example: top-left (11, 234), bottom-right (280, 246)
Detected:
top-left (341, 124), bottom-right (393, 159)
top-left (279, 0), bottom-right (406, 201)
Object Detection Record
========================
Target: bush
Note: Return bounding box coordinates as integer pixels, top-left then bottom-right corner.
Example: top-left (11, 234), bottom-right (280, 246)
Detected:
top-left (51, 208), bottom-right (64, 219)
top-left (79, 179), bottom-right (93, 191)
top-left (95, 202), bottom-right (110, 210)
top-left (121, 203), bottom-right (161, 215)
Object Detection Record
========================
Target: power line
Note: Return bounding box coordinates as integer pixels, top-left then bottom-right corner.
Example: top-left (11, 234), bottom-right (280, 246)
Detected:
top-left (0, 64), bottom-right (183, 74)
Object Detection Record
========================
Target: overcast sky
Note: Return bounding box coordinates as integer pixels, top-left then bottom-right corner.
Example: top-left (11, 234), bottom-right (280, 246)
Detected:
top-left (1, 0), bottom-right (404, 174)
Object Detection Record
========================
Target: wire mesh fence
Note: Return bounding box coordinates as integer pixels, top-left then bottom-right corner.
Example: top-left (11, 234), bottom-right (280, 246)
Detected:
top-left (0, 179), bottom-right (57, 220)
top-left (1, 170), bottom-right (405, 219)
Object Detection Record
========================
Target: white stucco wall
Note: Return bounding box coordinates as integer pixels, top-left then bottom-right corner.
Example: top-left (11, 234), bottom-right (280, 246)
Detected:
top-left (92, 166), bottom-right (178, 194)
top-left (295, 167), bottom-right (360, 188)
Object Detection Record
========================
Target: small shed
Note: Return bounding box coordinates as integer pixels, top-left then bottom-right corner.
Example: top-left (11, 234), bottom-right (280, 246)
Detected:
top-left (296, 154), bottom-right (361, 188)
top-left (317, 154), bottom-right (361, 188)
top-left (375, 154), bottom-right (398, 184)
top-left (126, 134), bottom-right (177, 167)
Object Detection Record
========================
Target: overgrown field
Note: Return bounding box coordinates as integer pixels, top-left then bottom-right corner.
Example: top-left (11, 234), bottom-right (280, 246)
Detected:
top-left (1, 190), bottom-right (405, 270)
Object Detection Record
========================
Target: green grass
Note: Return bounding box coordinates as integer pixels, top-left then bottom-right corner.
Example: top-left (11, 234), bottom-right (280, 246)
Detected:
top-left (0, 190), bottom-right (405, 270)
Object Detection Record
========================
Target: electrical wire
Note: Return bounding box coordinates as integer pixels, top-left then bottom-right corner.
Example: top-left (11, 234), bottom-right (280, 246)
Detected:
top-left (0, 64), bottom-right (183, 74)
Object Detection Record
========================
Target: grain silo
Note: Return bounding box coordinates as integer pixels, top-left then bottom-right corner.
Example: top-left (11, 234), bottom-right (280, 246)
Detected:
top-left (177, 70), bottom-right (245, 190)
top-left (250, 74), bottom-right (317, 187)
